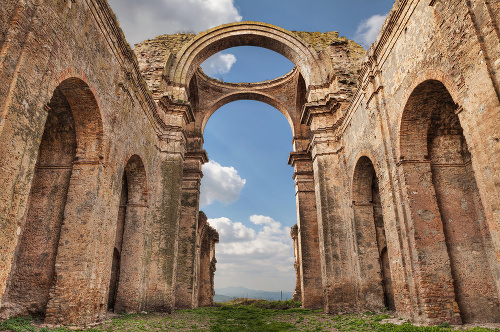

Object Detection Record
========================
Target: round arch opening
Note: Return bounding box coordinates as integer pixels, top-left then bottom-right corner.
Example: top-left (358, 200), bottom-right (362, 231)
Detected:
top-left (399, 79), bottom-right (500, 323)
top-left (170, 22), bottom-right (329, 89)
top-left (200, 46), bottom-right (295, 84)
top-left (199, 99), bottom-right (298, 297)
top-left (201, 92), bottom-right (295, 136)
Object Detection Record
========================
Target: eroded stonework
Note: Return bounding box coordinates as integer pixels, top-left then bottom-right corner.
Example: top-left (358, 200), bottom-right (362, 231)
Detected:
top-left (1, 0), bottom-right (500, 326)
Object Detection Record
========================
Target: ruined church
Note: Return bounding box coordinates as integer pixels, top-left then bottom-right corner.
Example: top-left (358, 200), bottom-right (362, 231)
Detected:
top-left (1, 0), bottom-right (500, 326)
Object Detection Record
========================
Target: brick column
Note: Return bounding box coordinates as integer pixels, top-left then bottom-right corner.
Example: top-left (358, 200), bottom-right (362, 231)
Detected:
top-left (44, 160), bottom-right (107, 325)
top-left (290, 225), bottom-right (301, 301)
top-left (397, 160), bottom-right (461, 323)
top-left (175, 150), bottom-right (208, 309)
top-left (198, 222), bottom-right (219, 307)
top-left (143, 96), bottom-right (194, 313)
top-left (288, 151), bottom-right (323, 309)
top-left (302, 95), bottom-right (356, 313)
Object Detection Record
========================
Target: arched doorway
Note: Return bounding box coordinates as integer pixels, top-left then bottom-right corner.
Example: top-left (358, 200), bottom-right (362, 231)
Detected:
top-left (108, 155), bottom-right (148, 313)
top-left (199, 100), bottom-right (297, 298)
top-left (399, 79), bottom-right (500, 322)
top-left (2, 78), bottom-right (103, 318)
top-left (352, 157), bottom-right (395, 311)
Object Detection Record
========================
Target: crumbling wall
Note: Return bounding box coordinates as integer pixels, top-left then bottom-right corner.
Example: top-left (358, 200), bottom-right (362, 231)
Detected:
top-left (0, 0), bottom-right (176, 325)
top-left (197, 213), bottom-right (219, 307)
top-left (332, 0), bottom-right (500, 324)
top-left (1, 0), bottom-right (500, 327)
top-left (290, 225), bottom-right (301, 302)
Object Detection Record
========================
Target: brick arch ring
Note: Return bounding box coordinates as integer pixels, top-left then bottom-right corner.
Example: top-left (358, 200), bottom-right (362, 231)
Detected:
top-left (395, 68), bottom-right (464, 160)
top-left (200, 91), bottom-right (293, 135)
top-left (169, 21), bottom-right (330, 88)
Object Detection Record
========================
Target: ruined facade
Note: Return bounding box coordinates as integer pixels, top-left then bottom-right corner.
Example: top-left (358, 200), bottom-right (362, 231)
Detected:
top-left (1, 0), bottom-right (500, 326)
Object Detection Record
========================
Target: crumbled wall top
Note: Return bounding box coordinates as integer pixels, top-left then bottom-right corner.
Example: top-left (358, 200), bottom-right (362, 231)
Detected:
top-left (134, 29), bottom-right (364, 97)
top-left (136, 30), bottom-right (364, 61)
top-left (136, 33), bottom-right (196, 56)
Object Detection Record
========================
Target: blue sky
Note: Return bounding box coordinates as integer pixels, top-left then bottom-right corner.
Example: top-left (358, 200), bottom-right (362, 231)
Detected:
top-left (108, 0), bottom-right (395, 293)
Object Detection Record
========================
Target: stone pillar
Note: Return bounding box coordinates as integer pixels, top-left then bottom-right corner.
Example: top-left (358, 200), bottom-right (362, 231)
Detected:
top-left (198, 221), bottom-right (219, 307)
top-left (288, 151), bottom-right (323, 309)
top-left (311, 135), bottom-right (355, 313)
top-left (290, 225), bottom-right (301, 302)
top-left (397, 160), bottom-right (461, 323)
top-left (302, 95), bottom-right (356, 313)
top-left (143, 96), bottom-right (194, 313)
top-left (175, 150), bottom-right (208, 309)
top-left (208, 231), bottom-right (218, 306)
top-left (0, 106), bottom-right (49, 312)
top-left (44, 160), bottom-right (107, 325)
top-left (114, 200), bottom-right (148, 313)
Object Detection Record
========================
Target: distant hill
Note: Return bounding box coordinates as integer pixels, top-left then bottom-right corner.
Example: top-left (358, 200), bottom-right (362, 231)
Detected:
top-left (214, 286), bottom-right (294, 302)
top-left (213, 294), bottom-right (234, 303)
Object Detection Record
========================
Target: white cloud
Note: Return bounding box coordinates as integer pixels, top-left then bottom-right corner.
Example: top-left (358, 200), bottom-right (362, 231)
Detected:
top-left (208, 215), bottom-right (295, 291)
top-left (208, 217), bottom-right (255, 243)
top-left (108, 0), bottom-right (243, 45)
top-left (201, 53), bottom-right (237, 76)
top-left (200, 161), bottom-right (246, 206)
top-left (354, 13), bottom-right (388, 48)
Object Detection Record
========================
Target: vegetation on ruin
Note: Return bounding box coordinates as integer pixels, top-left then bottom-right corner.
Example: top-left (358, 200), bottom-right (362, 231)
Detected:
top-left (1, 300), bottom-right (499, 332)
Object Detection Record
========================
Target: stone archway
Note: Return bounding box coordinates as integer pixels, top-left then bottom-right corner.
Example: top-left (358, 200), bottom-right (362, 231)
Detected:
top-left (352, 156), bottom-right (395, 311)
top-left (108, 155), bottom-right (148, 314)
top-left (399, 79), bottom-right (500, 323)
top-left (143, 23), bottom-right (358, 311)
top-left (168, 22), bottom-right (330, 92)
top-left (1, 77), bottom-right (103, 320)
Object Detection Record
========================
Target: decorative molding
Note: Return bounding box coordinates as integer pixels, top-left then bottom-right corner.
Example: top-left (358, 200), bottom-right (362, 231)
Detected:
top-left (288, 151), bottom-right (312, 166)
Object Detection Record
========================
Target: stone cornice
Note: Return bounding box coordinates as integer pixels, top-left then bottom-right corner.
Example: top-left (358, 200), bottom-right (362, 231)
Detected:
top-left (159, 95), bottom-right (195, 124)
top-left (300, 95), bottom-right (341, 127)
top-left (184, 150), bottom-right (209, 164)
top-left (290, 224), bottom-right (299, 239)
top-left (84, 0), bottom-right (162, 134)
top-left (288, 151), bottom-right (312, 166)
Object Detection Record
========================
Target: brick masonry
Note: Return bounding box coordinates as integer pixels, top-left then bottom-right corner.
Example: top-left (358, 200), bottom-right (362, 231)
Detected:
top-left (0, 0), bottom-right (499, 326)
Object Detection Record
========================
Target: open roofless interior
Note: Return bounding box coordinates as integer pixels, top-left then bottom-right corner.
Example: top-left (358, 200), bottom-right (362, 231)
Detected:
top-left (1, 0), bottom-right (500, 327)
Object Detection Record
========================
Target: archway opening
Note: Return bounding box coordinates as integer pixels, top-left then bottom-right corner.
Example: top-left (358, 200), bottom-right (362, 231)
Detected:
top-left (171, 22), bottom-right (328, 89)
top-left (2, 86), bottom-right (76, 318)
top-left (1, 78), bottom-right (103, 319)
top-left (200, 46), bottom-right (295, 83)
top-left (200, 100), bottom-right (297, 301)
top-left (400, 80), bottom-right (500, 323)
top-left (352, 157), bottom-right (395, 311)
top-left (108, 155), bottom-right (148, 313)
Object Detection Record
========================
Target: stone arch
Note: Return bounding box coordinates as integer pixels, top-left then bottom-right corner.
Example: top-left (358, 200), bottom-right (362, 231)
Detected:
top-left (201, 92), bottom-right (294, 135)
top-left (397, 71), bottom-right (461, 160)
top-left (108, 155), bottom-right (148, 314)
top-left (351, 156), bottom-right (395, 311)
top-left (58, 77), bottom-right (104, 160)
top-left (170, 22), bottom-right (329, 90)
top-left (399, 79), bottom-right (500, 323)
top-left (1, 77), bottom-right (103, 318)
